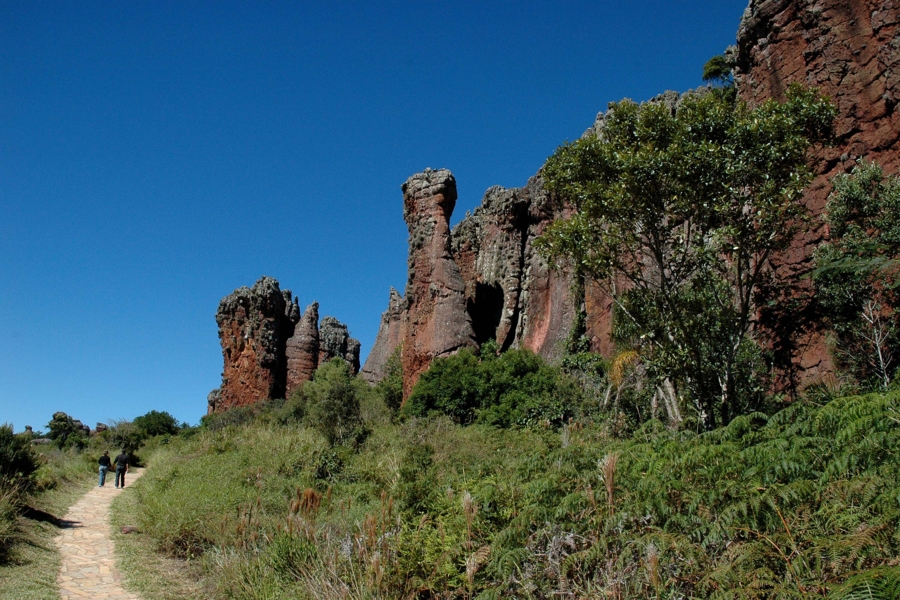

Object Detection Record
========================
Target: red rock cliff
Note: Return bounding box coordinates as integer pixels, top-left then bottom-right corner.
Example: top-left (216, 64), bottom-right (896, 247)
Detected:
top-left (734, 0), bottom-right (900, 389)
top-left (210, 277), bottom-right (360, 413)
top-left (400, 169), bottom-right (478, 398)
top-left (364, 0), bottom-right (900, 396)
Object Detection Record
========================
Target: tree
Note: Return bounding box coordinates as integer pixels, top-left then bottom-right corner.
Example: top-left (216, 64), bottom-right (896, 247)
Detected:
top-left (103, 420), bottom-right (144, 454)
top-left (538, 85), bottom-right (835, 428)
top-left (702, 51), bottom-right (736, 88)
top-left (0, 424), bottom-right (39, 481)
top-left (133, 410), bottom-right (179, 437)
top-left (814, 160), bottom-right (900, 388)
top-left (303, 359), bottom-right (366, 446)
top-left (46, 412), bottom-right (88, 449)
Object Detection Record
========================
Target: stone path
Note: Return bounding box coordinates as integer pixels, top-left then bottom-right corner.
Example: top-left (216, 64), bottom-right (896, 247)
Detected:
top-left (54, 468), bottom-right (144, 599)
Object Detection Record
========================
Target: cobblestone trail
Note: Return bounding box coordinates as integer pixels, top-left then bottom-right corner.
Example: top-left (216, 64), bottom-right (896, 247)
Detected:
top-left (54, 468), bottom-right (144, 599)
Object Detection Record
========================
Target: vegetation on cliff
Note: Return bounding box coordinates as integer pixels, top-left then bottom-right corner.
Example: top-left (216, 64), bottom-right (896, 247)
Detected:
top-left (815, 160), bottom-right (900, 389)
top-left (538, 84), bottom-right (836, 430)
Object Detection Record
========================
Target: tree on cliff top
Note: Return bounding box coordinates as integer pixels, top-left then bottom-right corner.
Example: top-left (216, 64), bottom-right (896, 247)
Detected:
top-left (538, 85), bottom-right (835, 429)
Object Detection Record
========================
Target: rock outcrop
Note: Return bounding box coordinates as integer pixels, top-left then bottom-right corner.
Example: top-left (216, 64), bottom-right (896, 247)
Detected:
top-left (365, 170), bottom-right (578, 396)
top-left (286, 302), bottom-right (320, 392)
top-left (210, 276), bottom-right (360, 413)
top-left (213, 277), bottom-right (293, 412)
top-left (360, 288), bottom-right (406, 383)
top-left (400, 169), bottom-right (478, 397)
top-left (452, 175), bottom-right (577, 360)
top-left (319, 316), bottom-right (362, 375)
top-left (362, 0), bottom-right (900, 397)
top-left (734, 0), bottom-right (900, 389)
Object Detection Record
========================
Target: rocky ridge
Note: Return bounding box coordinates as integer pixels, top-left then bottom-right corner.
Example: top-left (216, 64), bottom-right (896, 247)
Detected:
top-left (362, 0), bottom-right (900, 398)
top-left (209, 276), bottom-right (360, 413)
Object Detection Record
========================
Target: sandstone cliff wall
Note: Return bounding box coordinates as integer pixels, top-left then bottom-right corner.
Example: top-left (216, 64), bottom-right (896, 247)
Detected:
top-left (210, 276), bottom-right (360, 413)
top-left (362, 0), bottom-right (900, 396)
top-left (734, 0), bottom-right (900, 388)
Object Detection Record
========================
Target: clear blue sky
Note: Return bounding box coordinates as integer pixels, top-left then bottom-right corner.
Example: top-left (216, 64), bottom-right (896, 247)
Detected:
top-left (1, 1), bottom-right (748, 432)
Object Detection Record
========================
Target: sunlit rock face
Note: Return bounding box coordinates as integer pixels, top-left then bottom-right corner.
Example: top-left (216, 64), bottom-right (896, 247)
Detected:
top-left (362, 0), bottom-right (900, 397)
top-left (211, 277), bottom-right (359, 413)
top-left (399, 169), bottom-right (478, 399)
top-left (734, 0), bottom-right (900, 390)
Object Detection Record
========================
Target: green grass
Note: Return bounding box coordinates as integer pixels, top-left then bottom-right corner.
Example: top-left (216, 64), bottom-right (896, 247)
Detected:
top-left (123, 391), bottom-right (900, 598)
top-left (110, 468), bottom-right (213, 600)
top-left (0, 449), bottom-right (95, 600)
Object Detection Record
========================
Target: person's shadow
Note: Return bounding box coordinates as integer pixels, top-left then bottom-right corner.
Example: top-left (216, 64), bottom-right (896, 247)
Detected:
top-left (22, 506), bottom-right (81, 529)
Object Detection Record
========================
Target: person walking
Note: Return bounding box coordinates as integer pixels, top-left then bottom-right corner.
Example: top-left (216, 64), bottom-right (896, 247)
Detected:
top-left (98, 450), bottom-right (111, 487)
top-left (113, 449), bottom-right (130, 488)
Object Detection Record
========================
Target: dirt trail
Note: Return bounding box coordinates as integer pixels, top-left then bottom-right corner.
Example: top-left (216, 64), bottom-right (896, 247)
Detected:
top-left (54, 468), bottom-right (144, 599)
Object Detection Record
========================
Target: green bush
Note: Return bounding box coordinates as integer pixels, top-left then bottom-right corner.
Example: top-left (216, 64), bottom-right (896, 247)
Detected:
top-left (133, 410), bottom-right (179, 437)
top-left (404, 347), bottom-right (584, 427)
top-left (375, 347), bottom-right (403, 415)
top-left (302, 358), bottom-right (367, 446)
top-left (0, 424), bottom-right (39, 482)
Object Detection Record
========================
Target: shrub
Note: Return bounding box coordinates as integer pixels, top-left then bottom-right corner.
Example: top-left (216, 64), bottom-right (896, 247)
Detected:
top-left (303, 358), bottom-right (367, 446)
top-left (0, 424), bottom-right (39, 481)
top-left (375, 347), bottom-right (403, 415)
top-left (133, 410), bottom-right (179, 437)
top-left (404, 347), bottom-right (584, 428)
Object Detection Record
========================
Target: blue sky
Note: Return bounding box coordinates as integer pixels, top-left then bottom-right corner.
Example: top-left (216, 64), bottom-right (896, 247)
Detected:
top-left (1, 1), bottom-right (748, 431)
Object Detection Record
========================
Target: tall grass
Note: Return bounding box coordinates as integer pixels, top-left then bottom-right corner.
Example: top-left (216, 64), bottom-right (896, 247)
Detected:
top-left (127, 391), bottom-right (900, 598)
top-left (0, 447), bottom-right (96, 600)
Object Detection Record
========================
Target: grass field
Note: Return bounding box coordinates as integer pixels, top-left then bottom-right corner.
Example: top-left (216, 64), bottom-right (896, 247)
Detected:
top-left (117, 390), bottom-right (900, 598)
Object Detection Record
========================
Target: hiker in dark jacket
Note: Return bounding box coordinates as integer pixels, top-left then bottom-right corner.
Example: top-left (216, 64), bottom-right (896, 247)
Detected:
top-left (113, 449), bottom-right (129, 488)
top-left (98, 450), bottom-right (111, 487)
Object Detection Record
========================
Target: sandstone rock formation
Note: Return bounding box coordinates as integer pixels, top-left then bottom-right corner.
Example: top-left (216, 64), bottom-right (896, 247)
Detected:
top-left (210, 276), bottom-right (360, 413)
top-left (400, 169), bottom-right (478, 397)
top-left (319, 316), bottom-right (362, 374)
top-left (364, 170), bottom-right (578, 397)
top-left (451, 175), bottom-right (577, 360)
top-left (286, 302), bottom-right (320, 392)
top-left (734, 0), bottom-right (900, 388)
top-left (213, 276), bottom-right (292, 412)
top-left (361, 288), bottom-right (406, 383)
top-left (362, 0), bottom-right (900, 399)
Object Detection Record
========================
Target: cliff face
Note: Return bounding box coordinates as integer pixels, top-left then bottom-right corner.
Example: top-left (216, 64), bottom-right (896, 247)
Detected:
top-left (400, 169), bottom-right (478, 397)
top-left (734, 0), bottom-right (900, 388)
top-left (209, 277), bottom-right (360, 413)
top-left (363, 0), bottom-right (900, 395)
top-left (360, 288), bottom-right (406, 383)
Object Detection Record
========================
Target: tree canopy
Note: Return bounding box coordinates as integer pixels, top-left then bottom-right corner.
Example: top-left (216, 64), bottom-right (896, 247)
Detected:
top-left (538, 85), bottom-right (835, 428)
top-left (133, 410), bottom-right (179, 437)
